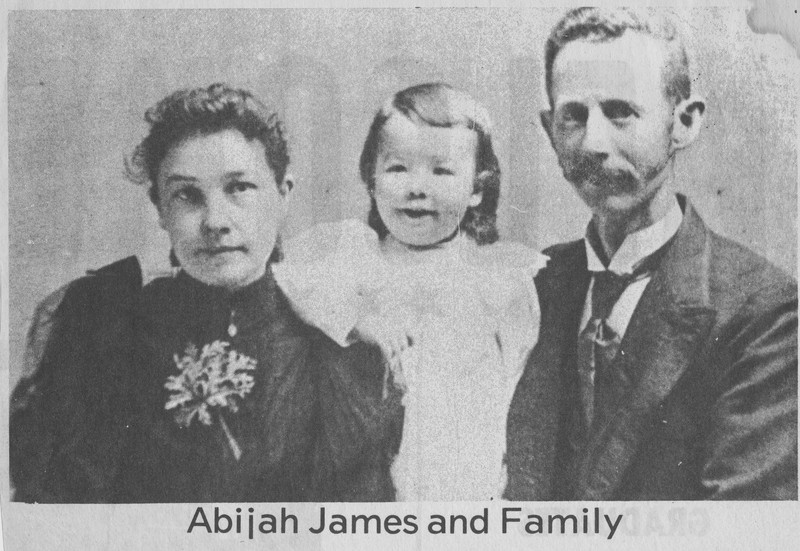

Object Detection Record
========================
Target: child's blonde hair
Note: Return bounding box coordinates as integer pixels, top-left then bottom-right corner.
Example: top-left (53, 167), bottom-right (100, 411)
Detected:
top-left (359, 83), bottom-right (501, 245)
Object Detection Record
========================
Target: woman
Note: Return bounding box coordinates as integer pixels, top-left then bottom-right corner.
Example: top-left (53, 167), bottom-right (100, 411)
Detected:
top-left (10, 84), bottom-right (353, 502)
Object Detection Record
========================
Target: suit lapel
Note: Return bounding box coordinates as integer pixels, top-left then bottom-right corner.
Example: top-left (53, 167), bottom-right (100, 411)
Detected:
top-left (506, 241), bottom-right (589, 500)
top-left (576, 199), bottom-right (717, 499)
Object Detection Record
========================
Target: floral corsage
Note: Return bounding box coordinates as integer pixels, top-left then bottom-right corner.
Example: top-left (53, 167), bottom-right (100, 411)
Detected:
top-left (165, 341), bottom-right (256, 460)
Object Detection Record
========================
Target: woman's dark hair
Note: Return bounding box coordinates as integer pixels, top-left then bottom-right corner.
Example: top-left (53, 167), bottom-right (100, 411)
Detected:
top-left (125, 83), bottom-right (289, 205)
top-left (358, 82), bottom-right (501, 245)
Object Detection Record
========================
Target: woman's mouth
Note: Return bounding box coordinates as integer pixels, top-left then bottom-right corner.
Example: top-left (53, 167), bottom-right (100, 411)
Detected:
top-left (399, 208), bottom-right (437, 219)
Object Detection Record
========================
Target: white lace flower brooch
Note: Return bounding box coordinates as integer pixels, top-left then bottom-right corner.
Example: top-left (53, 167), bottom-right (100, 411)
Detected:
top-left (165, 341), bottom-right (256, 460)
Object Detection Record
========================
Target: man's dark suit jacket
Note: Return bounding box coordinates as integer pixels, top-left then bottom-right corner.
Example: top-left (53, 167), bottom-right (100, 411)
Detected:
top-left (505, 195), bottom-right (797, 500)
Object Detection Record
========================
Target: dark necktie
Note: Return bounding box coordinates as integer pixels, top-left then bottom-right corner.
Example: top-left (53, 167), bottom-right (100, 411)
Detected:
top-left (577, 244), bottom-right (670, 430)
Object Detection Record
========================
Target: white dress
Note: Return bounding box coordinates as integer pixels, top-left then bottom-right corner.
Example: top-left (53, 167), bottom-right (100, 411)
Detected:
top-left (273, 219), bottom-right (547, 501)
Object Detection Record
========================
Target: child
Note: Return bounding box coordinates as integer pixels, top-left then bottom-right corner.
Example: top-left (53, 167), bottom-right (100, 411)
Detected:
top-left (274, 83), bottom-right (547, 501)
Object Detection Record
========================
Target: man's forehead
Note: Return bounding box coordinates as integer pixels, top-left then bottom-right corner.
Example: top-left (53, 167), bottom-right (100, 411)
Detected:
top-left (551, 32), bottom-right (668, 104)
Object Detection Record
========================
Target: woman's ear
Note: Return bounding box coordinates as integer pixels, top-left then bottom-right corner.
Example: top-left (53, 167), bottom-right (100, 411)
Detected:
top-left (156, 201), bottom-right (168, 231)
top-left (149, 185), bottom-right (168, 230)
top-left (671, 96), bottom-right (706, 152)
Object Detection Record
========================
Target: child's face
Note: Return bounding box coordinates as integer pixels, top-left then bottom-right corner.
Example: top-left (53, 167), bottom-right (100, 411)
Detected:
top-left (374, 114), bottom-right (482, 247)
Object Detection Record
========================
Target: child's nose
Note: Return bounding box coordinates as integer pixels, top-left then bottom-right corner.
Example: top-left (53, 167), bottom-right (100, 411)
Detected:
top-left (404, 171), bottom-right (432, 197)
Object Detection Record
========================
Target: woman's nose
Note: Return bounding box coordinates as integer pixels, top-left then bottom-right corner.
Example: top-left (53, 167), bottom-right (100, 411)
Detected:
top-left (201, 195), bottom-right (233, 235)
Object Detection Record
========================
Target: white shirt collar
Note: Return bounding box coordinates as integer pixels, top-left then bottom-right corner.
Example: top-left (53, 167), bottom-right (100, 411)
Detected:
top-left (585, 196), bottom-right (683, 274)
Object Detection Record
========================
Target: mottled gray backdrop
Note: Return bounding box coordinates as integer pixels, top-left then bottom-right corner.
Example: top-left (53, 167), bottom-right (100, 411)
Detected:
top-left (8, 8), bottom-right (797, 391)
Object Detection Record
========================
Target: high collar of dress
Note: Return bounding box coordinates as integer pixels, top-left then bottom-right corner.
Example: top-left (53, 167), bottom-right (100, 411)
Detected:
top-left (173, 266), bottom-right (278, 325)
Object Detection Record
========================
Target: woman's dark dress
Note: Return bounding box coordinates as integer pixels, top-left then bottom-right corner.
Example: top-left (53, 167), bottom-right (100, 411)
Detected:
top-left (120, 267), bottom-right (319, 502)
top-left (10, 257), bottom-right (397, 503)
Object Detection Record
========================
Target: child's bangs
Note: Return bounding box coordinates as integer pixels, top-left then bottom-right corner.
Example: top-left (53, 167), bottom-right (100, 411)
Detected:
top-left (392, 86), bottom-right (491, 134)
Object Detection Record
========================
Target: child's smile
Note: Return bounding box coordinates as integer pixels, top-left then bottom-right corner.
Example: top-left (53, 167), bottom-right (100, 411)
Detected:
top-left (373, 114), bottom-right (482, 248)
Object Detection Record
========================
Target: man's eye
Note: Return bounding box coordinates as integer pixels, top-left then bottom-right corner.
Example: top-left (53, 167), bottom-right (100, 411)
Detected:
top-left (228, 181), bottom-right (257, 194)
top-left (602, 101), bottom-right (637, 121)
top-left (559, 104), bottom-right (588, 125)
top-left (386, 164), bottom-right (406, 173)
top-left (433, 167), bottom-right (454, 176)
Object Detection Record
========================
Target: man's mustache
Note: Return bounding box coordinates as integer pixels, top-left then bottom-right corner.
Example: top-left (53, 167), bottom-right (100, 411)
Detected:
top-left (562, 156), bottom-right (636, 189)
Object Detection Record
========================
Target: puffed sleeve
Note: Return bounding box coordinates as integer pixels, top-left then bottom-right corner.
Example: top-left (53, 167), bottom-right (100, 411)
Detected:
top-left (16, 284), bottom-right (70, 392)
top-left (10, 256), bottom-right (143, 503)
top-left (273, 220), bottom-right (387, 347)
top-left (476, 242), bottom-right (548, 378)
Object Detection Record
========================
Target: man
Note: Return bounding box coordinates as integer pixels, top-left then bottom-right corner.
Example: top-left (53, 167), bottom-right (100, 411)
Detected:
top-left (506, 7), bottom-right (797, 500)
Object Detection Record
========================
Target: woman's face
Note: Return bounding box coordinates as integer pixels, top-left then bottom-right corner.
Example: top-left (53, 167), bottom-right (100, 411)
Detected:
top-left (155, 129), bottom-right (291, 290)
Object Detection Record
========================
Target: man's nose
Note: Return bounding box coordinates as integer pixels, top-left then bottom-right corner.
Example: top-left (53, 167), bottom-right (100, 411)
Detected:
top-left (201, 194), bottom-right (233, 235)
top-left (581, 108), bottom-right (613, 157)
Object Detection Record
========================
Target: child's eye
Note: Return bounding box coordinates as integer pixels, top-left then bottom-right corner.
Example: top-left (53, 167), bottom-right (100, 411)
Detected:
top-left (433, 167), bottom-right (454, 176)
top-left (227, 181), bottom-right (257, 194)
top-left (386, 164), bottom-right (406, 173)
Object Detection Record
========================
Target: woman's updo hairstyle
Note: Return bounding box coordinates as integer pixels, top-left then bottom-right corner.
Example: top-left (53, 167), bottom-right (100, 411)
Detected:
top-left (125, 83), bottom-right (289, 205)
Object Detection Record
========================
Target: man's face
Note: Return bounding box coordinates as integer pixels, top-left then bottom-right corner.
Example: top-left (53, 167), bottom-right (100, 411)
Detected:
top-left (545, 32), bottom-right (677, 218)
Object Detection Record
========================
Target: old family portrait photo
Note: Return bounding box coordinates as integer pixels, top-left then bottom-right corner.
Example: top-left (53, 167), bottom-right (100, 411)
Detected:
top-left (5, 3), bottom-right (798, 512)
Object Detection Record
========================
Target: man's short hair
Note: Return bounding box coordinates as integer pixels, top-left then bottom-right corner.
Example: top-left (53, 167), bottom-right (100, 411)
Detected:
top-left (544, 7), bottom-right (692, 107)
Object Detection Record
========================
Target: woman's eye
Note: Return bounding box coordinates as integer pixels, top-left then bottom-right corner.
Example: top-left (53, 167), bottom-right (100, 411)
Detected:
top-left (433, 167), bottom-right (454, 176)
top-left (386, 164), bottom-right (406, 173)
top-left (173, 187), bottom-right (202, 204)
top-left (228, 181), bottom-right (257, 194)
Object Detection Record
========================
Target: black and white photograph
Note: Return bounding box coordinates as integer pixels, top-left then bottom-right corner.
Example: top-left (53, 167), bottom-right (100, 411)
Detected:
top-left (2, 1), bottom-right (798, 549)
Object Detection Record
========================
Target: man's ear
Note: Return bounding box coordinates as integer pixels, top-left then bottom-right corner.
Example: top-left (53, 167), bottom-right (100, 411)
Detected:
top-left (671, 96), bottom-right (705, 152)
top-left (540, 109), bottom-right (555, 146)
top-left (279, 173), bottom-right (294, 197)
